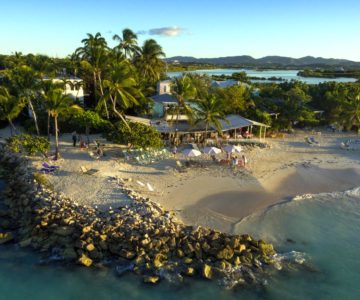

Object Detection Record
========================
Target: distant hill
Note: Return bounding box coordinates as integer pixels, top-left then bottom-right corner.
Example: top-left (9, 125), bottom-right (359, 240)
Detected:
top-left (165, 55), bottom-right (360, 68)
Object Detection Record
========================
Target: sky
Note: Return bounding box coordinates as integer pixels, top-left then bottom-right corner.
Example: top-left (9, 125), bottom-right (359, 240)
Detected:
top-left (1, 0), bottom-right (360, 61)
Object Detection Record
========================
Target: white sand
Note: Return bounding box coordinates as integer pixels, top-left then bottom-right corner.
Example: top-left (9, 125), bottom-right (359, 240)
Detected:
top-left (24, 130), bottom-right (360, 233)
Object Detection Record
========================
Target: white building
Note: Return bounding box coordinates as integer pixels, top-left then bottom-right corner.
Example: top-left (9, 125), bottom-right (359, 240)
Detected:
top-left (52, 76), bottom-right (84, 104)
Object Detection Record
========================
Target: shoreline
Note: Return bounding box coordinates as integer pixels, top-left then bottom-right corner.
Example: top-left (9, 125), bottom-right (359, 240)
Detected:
top-left (0, 145), bottom-right (281, 287)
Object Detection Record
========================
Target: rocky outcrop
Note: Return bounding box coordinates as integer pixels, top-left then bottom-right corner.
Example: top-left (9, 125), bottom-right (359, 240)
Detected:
top-left (0, 145), bottom-right (278, 288)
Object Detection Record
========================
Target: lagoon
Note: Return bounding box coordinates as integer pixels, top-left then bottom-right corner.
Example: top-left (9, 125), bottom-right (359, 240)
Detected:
top-left (167, 69), bottom-right (358, 84)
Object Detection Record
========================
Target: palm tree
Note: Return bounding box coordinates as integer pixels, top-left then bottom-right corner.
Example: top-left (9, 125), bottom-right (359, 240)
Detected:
top-left (341, 88), bottom-right (360, 130)
top-left (171, 74), bottom-right (197, 124)
top-left (194, 94), bottom-right (227, 140)
top-left (0, 86), bottom-right (25, 135)
top-left (44, 89), bottom-right (82, 159)
top-left (134, 39), bottom-right (165, 86)
top-left (113, 28), bottom-right (140, 58)
top-left (101, 59), bottom-right (143, 129)
top-left (7, 65), bottom-right (41, 135)
top-left (76, 32), bottom-right (110, 118)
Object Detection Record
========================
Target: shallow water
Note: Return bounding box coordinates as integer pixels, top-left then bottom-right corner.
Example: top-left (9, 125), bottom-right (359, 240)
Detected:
top-left (1, 179), bottom-right (360, 299)
top-left (167, 69), bottom-right (358, 84)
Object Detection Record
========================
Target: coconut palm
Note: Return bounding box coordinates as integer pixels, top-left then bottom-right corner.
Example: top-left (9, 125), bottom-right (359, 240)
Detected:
top-left (113, 28), bottom-right (140, 59)
top-left (341, 88), bottom-right (360, 130)
top-left (171, 74), bottom-right (197, 124)
top-left (7, 65), bottom-right (41, 135)
top-left (44, 89), bottom-right (82, 159)
top-left (0, 86), bottom-right (25, 135)
top-left (194, 94), bottom-right (227, 140)
top-left (76, 32), bottom-right (110, 117)
top-left (101, 59), bottom-right (143, 129)
top-left (134, 39), bottom-right (165, 86)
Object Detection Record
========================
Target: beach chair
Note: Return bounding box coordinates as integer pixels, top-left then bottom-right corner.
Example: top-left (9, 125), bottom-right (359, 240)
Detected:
top-left (80, 166), bottom-right (99, 175)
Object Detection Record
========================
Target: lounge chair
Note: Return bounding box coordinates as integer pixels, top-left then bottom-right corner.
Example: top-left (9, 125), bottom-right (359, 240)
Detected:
top-left (80, 166), bottom-right (99, 175)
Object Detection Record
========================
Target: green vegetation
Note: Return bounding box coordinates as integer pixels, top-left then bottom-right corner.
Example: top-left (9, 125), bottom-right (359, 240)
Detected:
top-left (105, 121), bottom-right (163, 149)
top-left (1, 28), bottom-right (360, 152)
top-left (298, 69), bottom-right (360, 79)
top-left (6, 134), bottom-right (50, 156)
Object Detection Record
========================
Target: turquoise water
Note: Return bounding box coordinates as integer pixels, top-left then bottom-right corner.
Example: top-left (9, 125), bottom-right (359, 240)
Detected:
top-left (1, 180), bottom-right (360, 299)
top-left (167, 69), bottom-right (358, 84)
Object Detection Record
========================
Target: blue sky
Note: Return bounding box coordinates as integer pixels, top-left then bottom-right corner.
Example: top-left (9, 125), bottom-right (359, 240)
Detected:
top-left (1, 0), bottom-right (359, 60)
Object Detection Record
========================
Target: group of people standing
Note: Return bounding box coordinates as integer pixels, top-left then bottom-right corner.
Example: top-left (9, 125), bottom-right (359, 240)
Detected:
top-left (71, 131), bottom-right (104, 157)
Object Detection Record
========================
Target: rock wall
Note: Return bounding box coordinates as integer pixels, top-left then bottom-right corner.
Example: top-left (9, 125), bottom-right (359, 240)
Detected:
top-left (0, 145), bottom-right (278, 287)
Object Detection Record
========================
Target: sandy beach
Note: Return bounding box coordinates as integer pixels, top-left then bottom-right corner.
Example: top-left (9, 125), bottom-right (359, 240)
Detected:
top-left (12, 128), bottom-right (359, 234)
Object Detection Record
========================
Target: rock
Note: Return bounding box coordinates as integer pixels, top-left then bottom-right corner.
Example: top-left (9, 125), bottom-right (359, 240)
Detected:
top-left (0, 232), bottom-right (14, 244)
top-left (19, 237), bottom-right (32, 248)
top-left (143, 276), bottom-right (159, 284)
top-left (234, 256), bottom-right (241, 266)
top-left (202, 264), bottom-right (213, 280)
top-left (183, 257), bottom-right (192, 264)
top-left (184, 267), bottom-right (195, 276)
top-left (259, 242), bottom-right (275, 256)
top-left (153, 253), bottom-right (167, 268)
top-left (54, 226), bottom-right (74, 237)
top-left (216, 246), bottom-right (234, 260)
top-left (120, 249), bottom-right (136, 259)
top-left (82, 226), bottom-right (92, 234)
top-left (86, 243), bottom-right (95, 252)
top-left (63, 247), bottom-right (78, 260)
top-left (78, 253), bottom-right (93, 267)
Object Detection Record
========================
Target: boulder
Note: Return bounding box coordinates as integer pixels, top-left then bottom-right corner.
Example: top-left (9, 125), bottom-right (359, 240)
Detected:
top-left (0, 232), bottom-right (14, 244)
top-left (86, 243), bottom-right (95, 252)
top-left (202, 264), bottom-right (213, 280)
top-left (78, 253), bottom-right (93, 267)
top-left (19, 237), bottom-right (32, 248)
top-left (143, 276), bottom-right (159, 284)
top-left (184, 267), bottom-right (195, 276)
top-left (54, 226), bottom-right (74, 237)
top-left (216, 246), bottom-right (234, 260)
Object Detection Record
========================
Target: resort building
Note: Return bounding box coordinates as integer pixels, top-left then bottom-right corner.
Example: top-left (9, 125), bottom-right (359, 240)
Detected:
top-left (147, 80), bottom-right (270, 144)
top-left (51, 76), bottom-right (85, 105)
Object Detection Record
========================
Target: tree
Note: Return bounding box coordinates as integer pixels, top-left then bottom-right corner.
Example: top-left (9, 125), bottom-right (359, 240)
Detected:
top-left (171, 74), bottom-right (197, 124)
top-left (44, 89), bottom-right (82, 159)
top-left (194, 94), bottom-right (227, 139)
top-left (0, 86), bottom-right (25, 135)
top-left (76, 32), bottom-right (110, 117)
top-left (214, 84), bottom-right (253, 114)
top-left (340, 87), bottom-right (360, 130)
top-left (134, 39), bottom-right (165, 88)
top-left (101, 59), bottom-right (143, 129)
top-left (113, 28), bottom-right (140, 59)
top-left (7, 65), bottom-right (41, 135)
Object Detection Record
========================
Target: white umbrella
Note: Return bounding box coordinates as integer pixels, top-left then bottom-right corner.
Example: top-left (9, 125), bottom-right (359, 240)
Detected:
top-left (203, 146), bottom-right (222, 155)
top-left (223, 145), bottom-right (242, 153)
top-left (182, 148), bottom-right (202, 157)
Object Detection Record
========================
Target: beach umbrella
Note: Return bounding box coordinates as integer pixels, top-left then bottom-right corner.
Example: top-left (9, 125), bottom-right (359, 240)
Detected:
top-left (223, 145), bottom-right (242, 153)
top-left (182, 148), bottom-right (202, 157)
top-left (203, 146), bottom-right (222, 155)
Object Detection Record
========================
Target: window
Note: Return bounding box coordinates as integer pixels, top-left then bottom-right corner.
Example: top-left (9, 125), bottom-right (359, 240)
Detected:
top-left (163, 85), bottom-right (167, 93)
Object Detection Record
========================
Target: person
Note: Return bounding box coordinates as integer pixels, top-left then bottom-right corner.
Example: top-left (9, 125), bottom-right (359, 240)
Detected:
top-left (79, 135), bottom-right (86, 150)
top-left (172, 145), bottom-right (177, 156)
top-left (72, 131), bottom-right (77, 147)
top-left (242, 155), bottom-right (248, 167)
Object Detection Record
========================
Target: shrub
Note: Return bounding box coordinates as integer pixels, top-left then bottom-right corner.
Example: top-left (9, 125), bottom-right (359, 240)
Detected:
top-left (6, 134), bottom-right (50, 156)
top-left (105, 121), bottom-right (163, 149)
top-left (33, 172), bottom-right (53, 189)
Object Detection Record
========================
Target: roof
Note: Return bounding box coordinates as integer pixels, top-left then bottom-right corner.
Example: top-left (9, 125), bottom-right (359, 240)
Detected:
top-left (125, 115), bottom-right (151, 126)
top-left (150, 94), bottom-right (178, 104)
top-left (151, 114), bottom-right (269, 134)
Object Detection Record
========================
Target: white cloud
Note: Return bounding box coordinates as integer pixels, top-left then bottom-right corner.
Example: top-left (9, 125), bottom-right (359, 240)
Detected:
top-left (137, 26), bottom-right (185, 37)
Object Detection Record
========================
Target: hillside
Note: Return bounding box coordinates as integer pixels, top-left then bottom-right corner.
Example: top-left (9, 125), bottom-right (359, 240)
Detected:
top-left (166, 55), bottom-right (360, 68)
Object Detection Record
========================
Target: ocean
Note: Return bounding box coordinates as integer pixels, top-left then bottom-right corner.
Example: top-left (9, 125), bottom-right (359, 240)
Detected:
top-left (1, 179), bottom-right (360, 299)
top-left (167, 69), bottom-right (358, 84)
